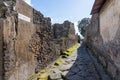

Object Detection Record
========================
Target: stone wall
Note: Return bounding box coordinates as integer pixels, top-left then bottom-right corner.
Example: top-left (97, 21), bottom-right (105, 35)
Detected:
top-left (0, 0), bottom-right (77, 80)
top-left (86, 0), bottom-right (120, 79)
top-left (52, 20), bottom-right (77, 52)
top-left (16, 0), bottom-right (33, 19)
top-left (100, 0), bottom-right (120, 42)
top-left (53, 21), bottom-right (75, 39)
top-left (0, 20), bottom-right (3, 80)
top-left (1, 0), bottom-right (36, 80)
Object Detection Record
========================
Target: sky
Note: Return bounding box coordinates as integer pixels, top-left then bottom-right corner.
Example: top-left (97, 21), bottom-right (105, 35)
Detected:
top-left (24, 0), bottom-right (95, 35)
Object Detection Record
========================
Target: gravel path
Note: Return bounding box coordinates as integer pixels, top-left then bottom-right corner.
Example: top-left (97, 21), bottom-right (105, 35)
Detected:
top-left (47, 43), bottom-right (111, 80)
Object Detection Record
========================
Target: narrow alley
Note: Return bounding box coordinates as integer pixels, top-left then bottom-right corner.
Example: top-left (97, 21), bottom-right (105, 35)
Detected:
top-left (47, 43), bottom-right (111, 80)
top-left (0, 0), bottom-right (120, 80)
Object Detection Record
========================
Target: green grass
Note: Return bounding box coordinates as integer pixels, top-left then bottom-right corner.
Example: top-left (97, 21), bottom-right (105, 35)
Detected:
top-left (28, 43), bottom-right (80, 80)
top-left (63, 43), bottom-right (80, 56)
top-left (28, 70), bottom-right (48, 80)
top-left (54, 59), bottom-right (63, 66)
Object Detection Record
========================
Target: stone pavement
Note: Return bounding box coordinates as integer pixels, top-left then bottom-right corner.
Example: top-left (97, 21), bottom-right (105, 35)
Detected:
top-left (47, 43), bottom-right (111, 80)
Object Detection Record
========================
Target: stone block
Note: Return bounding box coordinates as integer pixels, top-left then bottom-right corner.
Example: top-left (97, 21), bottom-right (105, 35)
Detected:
top-left (99, 56), bottom-right (107, 67)
top-left (107, 62), bottom-right (117, 78)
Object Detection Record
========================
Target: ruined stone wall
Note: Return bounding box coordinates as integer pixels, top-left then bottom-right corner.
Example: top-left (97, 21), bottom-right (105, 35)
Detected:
top-left (2, 0), bottom-right (36, 80)
top-left (16, 0), bottom-right (33, 19)
top-left (53, 21), bottom-right (76, 39)
top-left (0, 20), bottom-right (3, 80)
top-left (0, 0), bottom-right (61, 80)
top-left (0, 0), bottom-right (77, 80)
top-left (32, 18), bottom-right (59, 73)
top-left (52, 21), bottom-right (77, 52)
top-left (86, 0), bottom-right (120, 79)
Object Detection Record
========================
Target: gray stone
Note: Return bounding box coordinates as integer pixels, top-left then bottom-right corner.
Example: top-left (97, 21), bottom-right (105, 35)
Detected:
top-left (49, 73), bottom-right (62, 79)
top-left (66, 71), bottom-right (75, 77)
top-left (61, 71), bottom-right (69, 76)
top-left (99, 56), bottom-right (106, 67)
top-left (107, 62), bottom-right (117, 78)
top-left (59, 64), bottom-right (73, 71)
top-left (67, 75), bottom-right (85, 80)
top-left (70, 66), bottom-right (80, 73)
top-left (85, 76), bottom-right (98, 80)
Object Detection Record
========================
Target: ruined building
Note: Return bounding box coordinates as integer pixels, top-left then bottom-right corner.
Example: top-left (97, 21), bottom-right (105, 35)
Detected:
top-left (86, 0), bottom-right (120, 79)
top-left (0, 0), bottom-right (77, 80)
top-left (52, 21), bottom-right (77, 52)
top-left (53, 21), bottom-right (75, 39)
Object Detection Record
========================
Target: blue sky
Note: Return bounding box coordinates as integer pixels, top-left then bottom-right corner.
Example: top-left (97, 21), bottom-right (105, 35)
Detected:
top-left (31, 0), bottom-right (94, 23)
top-left (24, 0), bottom-right (95, 35)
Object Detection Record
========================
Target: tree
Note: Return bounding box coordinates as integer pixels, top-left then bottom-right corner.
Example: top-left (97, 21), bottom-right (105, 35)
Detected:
top-left (78, 18), bottom-right (91, 37)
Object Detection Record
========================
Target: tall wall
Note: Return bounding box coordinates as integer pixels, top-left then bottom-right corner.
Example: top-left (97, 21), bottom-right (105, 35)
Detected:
top-left (100, 0), bottom-right (120, 42)
top-left (2, 0), bottom-right (36, 80)
top-left (86, 0), bottom-right (120, 79)
top-left (0, 20), bottom-right (3, 80)
top-left (0, 0), bottom-right (77, 80)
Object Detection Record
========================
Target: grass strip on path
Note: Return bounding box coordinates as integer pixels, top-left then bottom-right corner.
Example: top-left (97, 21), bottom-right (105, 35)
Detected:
top-left (27, 43), bottom-right (80, 80)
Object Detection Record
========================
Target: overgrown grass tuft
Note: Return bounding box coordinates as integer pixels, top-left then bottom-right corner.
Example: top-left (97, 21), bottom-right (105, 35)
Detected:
top-left (27, 43), bottom-right (80, 80)
top-left (63, 43), bottom-right (80, 56)
top-left (54, 59), bottom-right (63, 66)
top-left (28, 70), bottom-right (48, 80)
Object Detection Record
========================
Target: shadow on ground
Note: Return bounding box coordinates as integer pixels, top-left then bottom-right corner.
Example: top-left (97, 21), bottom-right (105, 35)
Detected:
top-left (64, 43), bottom-right (111, 80)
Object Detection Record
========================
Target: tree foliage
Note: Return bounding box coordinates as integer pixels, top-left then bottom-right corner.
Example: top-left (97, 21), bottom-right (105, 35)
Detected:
top-left (78, 18), bottom-right (91, 36)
